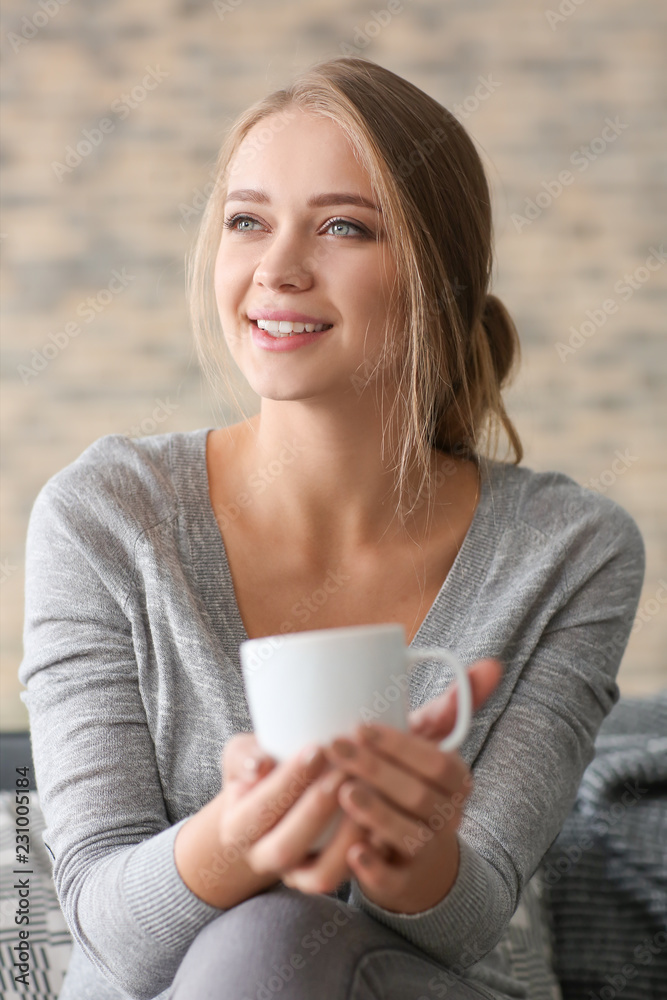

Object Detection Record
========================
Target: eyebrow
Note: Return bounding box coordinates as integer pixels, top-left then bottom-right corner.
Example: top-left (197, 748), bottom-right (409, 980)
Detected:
top-left (224, 188), bottom-right (382, 214)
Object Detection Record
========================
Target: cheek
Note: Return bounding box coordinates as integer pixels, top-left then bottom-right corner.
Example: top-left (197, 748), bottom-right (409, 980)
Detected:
top-left (214, 248), bottom-right (245, 308)
top-left (343, 258), bottom-right (390, 314)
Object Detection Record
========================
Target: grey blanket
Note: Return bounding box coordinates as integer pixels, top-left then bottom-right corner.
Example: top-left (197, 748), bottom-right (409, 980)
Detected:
top-left (541, 693), bottom-right (667, 1000)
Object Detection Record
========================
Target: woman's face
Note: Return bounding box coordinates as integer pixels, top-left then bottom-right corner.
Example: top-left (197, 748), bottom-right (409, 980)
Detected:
top-left (214, 107), bottom-right (399, 403)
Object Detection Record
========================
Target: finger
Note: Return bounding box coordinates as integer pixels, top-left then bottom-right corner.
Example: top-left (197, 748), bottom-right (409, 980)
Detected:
top-left (325, 731), bottom-right (471, 821)
top-left (409, 658), bottom-right (503, 739)
top-left (337, 778), bottom-right (438, 859)
top-left (221, 732), bottom-right (276, 784)
top-left (222, 744), bottom-right (329, 848)
top-left (224, 775), bottom-right (261, 808)
top-left (409, 658), bottom-right (502, 738)
top-left (346, 840), bottom-right (413, 905)
top-left (242, 754), bottom-right (277, 784)
top-left (245, 766), bottom-right (348, 876)
top-left (282, 813), bottom-right (366, 894)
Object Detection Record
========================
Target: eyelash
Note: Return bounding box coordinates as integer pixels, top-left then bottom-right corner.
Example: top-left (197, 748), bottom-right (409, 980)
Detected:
top-left (222, 213), bottom-right (369, 238)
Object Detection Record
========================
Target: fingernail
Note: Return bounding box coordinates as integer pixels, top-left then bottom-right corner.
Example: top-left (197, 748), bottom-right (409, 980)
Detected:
top-left (332, 738), bottom-right (357, 758)
top-left (349, 786), bottom-right (370, 807)
top-left (410, 716), bottom-right (434, 736)
top-left (357, 849), bottom-right (372, 867)
top-left (243, 753), bottom-right (270, 776)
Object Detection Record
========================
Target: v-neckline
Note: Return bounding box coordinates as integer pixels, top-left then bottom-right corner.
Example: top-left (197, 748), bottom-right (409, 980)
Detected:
top-left (174, 427), bottom-right (498, 664)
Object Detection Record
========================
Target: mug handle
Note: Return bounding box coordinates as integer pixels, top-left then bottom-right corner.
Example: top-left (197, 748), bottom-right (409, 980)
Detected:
top-left (406, 648), bottom-right (472, 753)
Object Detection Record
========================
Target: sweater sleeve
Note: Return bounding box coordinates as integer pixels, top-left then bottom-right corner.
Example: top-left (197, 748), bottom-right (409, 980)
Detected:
top-left (18, 473), bottom-right (227, 1000)
top-left (346, 496), bottom-right (646, 969)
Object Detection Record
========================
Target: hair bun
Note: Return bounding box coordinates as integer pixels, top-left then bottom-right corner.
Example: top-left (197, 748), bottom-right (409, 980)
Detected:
top-left (481, 293), bottom-right (520, 387)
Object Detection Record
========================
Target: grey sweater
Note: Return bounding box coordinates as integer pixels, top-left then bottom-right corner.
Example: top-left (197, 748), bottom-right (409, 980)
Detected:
top-left (18, 428), bottom-right (645, 1000)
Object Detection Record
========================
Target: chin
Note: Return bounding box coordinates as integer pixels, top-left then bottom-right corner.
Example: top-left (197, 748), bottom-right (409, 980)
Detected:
top-left (252, 387), bottom-right (319, 403)
top-left (245, 368), bottom-right (337, 401)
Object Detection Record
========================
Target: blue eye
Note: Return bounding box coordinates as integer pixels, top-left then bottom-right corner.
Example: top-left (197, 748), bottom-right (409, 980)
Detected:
top-left (222, 214), bottom-right (369, 238)
top-left (324, 218), bottom-right (366, 237)
top-left (223, 214), bottom-right (262, 232)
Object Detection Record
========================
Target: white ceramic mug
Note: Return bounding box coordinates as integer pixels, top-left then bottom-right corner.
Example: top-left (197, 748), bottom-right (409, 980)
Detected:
top-left (239, 623), bottom-right (472, 852)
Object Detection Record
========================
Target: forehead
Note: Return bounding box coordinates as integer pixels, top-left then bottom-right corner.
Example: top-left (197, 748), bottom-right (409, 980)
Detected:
top-left (228, 109), bottom-right (374, 197)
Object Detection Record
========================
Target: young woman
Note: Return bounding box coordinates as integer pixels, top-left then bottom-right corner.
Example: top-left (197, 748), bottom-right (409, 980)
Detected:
top-left (19, 57), bottom-right (645, 999)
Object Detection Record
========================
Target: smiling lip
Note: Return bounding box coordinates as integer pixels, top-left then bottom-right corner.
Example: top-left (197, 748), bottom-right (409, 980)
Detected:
top-left (250, 321), bottom-right (332, 352)
top-left (247, 309), bottom-right (333, 325)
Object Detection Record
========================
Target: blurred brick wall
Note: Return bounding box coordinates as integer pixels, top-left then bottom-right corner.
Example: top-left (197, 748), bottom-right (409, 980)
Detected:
top-left (1, 0), bottom-right (665, 728)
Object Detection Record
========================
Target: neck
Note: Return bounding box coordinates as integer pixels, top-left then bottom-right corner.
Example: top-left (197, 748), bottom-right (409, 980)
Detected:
top-left (219, 398), bottom-right (478, 559)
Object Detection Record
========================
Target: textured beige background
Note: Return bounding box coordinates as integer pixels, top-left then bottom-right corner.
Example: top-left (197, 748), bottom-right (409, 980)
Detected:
top-left (1, 0), bottom-right (665, 729)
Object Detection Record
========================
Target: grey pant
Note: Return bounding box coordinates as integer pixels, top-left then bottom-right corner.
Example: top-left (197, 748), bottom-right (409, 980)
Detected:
top-left (170, 883), bottom-right (503, 1000)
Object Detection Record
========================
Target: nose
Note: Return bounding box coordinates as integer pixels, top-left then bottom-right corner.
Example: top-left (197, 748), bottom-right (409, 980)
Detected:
top-left (253, 230), bottom-right (315, 293)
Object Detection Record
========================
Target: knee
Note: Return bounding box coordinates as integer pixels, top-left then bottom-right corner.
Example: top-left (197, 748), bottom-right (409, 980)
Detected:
top-left (172, 885), bottom-right (357, 994)
top-left (220, 884), bottom-right (355, 949)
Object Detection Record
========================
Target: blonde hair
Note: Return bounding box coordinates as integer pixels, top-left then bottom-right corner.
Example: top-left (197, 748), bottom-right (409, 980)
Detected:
top-left (186, 56), bottom-right (522, 530)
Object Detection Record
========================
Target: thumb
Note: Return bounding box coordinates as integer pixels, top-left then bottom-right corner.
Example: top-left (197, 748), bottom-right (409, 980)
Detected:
top-left (221, 732), bottom-right (276, 785)
top-left (409, 658), bottom-right (503, 740)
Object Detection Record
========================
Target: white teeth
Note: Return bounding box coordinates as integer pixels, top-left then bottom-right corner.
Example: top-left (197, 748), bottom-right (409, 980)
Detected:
top-left (255, 318), bottom-right (331, 337)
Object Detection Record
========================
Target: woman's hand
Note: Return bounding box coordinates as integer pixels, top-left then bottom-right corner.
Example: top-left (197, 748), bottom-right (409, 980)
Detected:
top-left (278, 658), bottom-right (504, 913)
top-left (219, 733), bottom-right (368, 894)
top-left (317, 723), bottom-right (470, 913)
